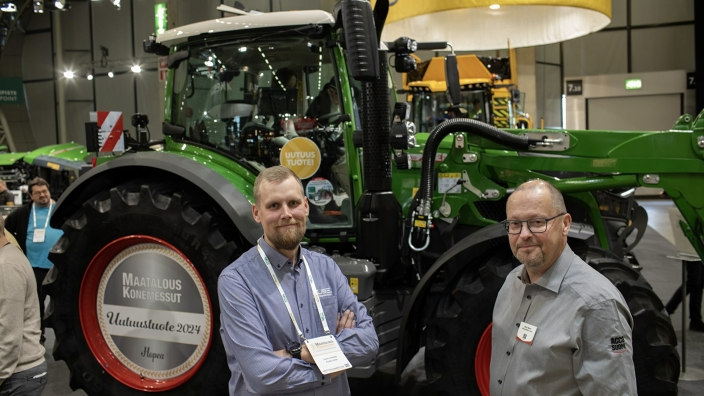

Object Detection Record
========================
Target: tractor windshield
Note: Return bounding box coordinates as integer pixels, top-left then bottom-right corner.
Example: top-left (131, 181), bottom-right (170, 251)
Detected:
top-left (412, 91), bottom-right (488, 131)
top-left (170, 34), bottom-right (353, 228)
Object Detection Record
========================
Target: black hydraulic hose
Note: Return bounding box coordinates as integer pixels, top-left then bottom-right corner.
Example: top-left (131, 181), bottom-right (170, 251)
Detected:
top-left (419, 118), bottom-right (532, 209)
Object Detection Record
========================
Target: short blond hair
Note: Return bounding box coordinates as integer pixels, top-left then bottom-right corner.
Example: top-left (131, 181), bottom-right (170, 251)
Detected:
top-left (253, 166), bottom-right (304, 205)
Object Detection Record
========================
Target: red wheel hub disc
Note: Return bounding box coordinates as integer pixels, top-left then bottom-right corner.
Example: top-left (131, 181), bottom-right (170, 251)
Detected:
top-left (79, 235), bottom-right (213, 392)
top-left (474, 323), bottom-right (492, 396)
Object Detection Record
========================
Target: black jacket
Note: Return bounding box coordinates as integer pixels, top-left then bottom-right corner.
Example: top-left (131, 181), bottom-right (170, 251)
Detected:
top-left (4, 203), bottom-right (31, 253)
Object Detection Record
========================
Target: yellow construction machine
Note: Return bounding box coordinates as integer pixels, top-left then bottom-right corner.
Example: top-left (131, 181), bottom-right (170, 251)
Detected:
top-left (402, 50), bottom-right (532, 130)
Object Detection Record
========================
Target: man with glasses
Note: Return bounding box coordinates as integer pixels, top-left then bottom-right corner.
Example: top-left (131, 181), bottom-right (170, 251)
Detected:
top-left (5, 178), bottom-right (63, 344)
top-left (490, 179), bottom-right (636, 395)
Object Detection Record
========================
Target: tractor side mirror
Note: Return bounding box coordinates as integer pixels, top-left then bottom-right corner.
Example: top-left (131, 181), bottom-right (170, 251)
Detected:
top-left (512, 89), bottom-right (521, 104)
top-left (167, 50), bottom-right (190, 70)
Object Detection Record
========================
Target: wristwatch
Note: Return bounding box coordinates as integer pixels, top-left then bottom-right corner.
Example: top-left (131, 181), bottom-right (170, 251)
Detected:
top-left (286, 341), bottom-right (302, 360)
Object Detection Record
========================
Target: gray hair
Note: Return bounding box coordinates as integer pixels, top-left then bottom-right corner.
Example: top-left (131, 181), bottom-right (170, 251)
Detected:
top-left (509, 179), bottom-right (567, 214)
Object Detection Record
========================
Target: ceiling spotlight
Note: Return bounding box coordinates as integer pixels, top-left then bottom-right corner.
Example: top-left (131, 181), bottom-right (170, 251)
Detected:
top-left (489, 4), bottom-right (500, 10)
top-left (63, 70), bottom-right (74, 78)
top-left (87, 72), bottom-right (93, 80)
top-left (54, 0), bottom-right (64, 10)
top-left (131, 65), bottom-right (141, 73)
top-left (33, 0), bottom-right (43, 13)
top-left (108, 71), bottom-right (114, 78)
top-left (1, 2), bottom-right (17, 12)
top-left (111, 0), bottom-right (120, 10)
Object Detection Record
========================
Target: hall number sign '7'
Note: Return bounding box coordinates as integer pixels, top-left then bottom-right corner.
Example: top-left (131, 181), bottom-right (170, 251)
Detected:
top-left (566, 80), bottom-right (583, 96)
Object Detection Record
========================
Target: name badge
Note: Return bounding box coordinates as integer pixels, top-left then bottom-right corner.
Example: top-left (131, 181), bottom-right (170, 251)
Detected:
top-left (304, 335), bottom-right (352, 375)
top-left (516, 321), bottom-right (537, 345)
top-left (33, 229), bottom-right (46, 243)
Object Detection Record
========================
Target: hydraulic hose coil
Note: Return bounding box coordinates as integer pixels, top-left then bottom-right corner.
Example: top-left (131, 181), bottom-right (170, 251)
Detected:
top-left (419, 118), bottom-right (531, 208)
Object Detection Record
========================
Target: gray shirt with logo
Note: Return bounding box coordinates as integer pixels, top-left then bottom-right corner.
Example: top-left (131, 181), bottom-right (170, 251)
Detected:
top-left (490, 245), bottom-right (637, 395)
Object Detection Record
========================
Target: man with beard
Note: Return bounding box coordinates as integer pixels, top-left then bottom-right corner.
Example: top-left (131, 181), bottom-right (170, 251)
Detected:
top-left (218, 166), bottom-right (378, 395)
top-left (490, 180), bottom-right (636, 395)
top-left (5, 177), bottom-right (63, 344)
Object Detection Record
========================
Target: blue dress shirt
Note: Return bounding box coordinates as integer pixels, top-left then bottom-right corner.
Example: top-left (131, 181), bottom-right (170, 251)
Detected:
top-left (218, 238), bottom-right (379, 395)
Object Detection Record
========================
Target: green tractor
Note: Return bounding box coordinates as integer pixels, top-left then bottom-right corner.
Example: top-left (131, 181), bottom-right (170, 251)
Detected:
top-left (45, 1), bottom-right (699, 395)
top-left (0, 142), bottom-right (88, 207)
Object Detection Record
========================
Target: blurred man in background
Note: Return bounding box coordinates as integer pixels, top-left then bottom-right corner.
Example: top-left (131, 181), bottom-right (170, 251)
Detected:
top-left (5, 177), bottom-right (63, 344)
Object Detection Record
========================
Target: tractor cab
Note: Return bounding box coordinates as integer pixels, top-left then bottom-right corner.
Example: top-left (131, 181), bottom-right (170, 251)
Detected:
top-left (411, 89), bottom-right (490, 131)
top-left (166, 21), bottom-right (359, 229)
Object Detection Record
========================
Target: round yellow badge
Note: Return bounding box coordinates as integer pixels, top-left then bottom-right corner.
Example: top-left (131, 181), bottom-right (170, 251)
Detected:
top-left (279, 137), bottom-right (321, 180)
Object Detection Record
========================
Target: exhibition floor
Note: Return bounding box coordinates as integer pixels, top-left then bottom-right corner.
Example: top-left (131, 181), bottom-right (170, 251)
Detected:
top-left (638, 199), bottom-right (704, 395)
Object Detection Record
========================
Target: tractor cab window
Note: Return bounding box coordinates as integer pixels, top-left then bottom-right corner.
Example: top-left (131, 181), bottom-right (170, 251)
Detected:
top-left (412, 91), bottom-right (488, 131)
top-left (170, 36), bottom-right (352, 229)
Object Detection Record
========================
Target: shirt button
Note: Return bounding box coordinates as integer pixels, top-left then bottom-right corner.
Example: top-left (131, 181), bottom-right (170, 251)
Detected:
top-left (516, 323), bottom-right (519, 327)
top-left (527, 295), bottom-right (532, 300)
top-left (498, 380), bottom-right (503, 384)
top-left (306, 328), bottom-right (309, 333)
top-left (506, 351), bottom-right (510, 356)
top-left (300, 303), bottom-right (304, 308)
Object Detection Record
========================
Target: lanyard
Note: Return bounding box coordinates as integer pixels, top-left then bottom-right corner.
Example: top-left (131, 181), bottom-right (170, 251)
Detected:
top-left (257, 241), bottom-right (331, 341)
top-left (32, 202), bottom-right (54, 230)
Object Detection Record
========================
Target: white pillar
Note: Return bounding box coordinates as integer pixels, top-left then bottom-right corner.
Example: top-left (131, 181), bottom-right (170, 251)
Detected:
top-left (516, 47), bottom-right (537, 126)
top-left (53, 11), bottom-right (68, 144)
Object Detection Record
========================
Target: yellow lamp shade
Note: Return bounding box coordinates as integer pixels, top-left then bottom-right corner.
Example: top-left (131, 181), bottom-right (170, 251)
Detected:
top-left (374, 0), bottom-right (611, 51)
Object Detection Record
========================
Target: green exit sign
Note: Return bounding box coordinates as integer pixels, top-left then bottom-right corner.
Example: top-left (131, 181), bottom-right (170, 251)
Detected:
top-left (625, 79), bottom-right (642, 90)
top-left (155, 3), bottom-right (168, 35)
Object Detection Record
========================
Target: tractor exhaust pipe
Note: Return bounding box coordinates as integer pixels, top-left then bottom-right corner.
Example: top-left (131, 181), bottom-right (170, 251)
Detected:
top-left (335, 0), bottom-right (401, 281)
top-left (355, 51), bottom-right (402, 281)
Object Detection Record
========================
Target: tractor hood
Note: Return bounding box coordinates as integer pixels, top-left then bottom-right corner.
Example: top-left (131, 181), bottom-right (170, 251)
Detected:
top-left (0, 151), bottom-right (27, 166)
top-left (23, 142), bottom-right (89, 171)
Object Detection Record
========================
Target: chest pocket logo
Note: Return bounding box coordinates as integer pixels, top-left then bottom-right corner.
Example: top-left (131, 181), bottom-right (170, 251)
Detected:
top-left (610, 336), bottom-right (626, 353)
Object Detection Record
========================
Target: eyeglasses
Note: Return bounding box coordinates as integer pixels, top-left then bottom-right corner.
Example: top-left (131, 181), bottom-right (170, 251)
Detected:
top-left (31, 189), bottom-right (50, 197)
top-left (502, 213), bottom-right (566, 235)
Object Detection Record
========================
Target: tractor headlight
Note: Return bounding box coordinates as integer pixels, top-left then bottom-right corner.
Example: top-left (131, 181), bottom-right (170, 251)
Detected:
top-left (390, 121), bottom-right (417, 150)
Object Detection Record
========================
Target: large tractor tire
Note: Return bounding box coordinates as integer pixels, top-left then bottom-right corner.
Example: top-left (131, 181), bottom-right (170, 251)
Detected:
top-left (425, 245), bottom-right (679, 396)
top-left (44, 180), bottom-right (249, 395)
top-left (425, 246), bottom-right (518, 395)
top-left (584, 250), bottom-right (680, 395)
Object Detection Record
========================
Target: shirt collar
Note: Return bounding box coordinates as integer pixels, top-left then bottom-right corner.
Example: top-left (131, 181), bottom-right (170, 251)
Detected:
top-left (258, 237), bottom-right (300, 270)
top-left (518, 244), bottom-right (574, 293)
